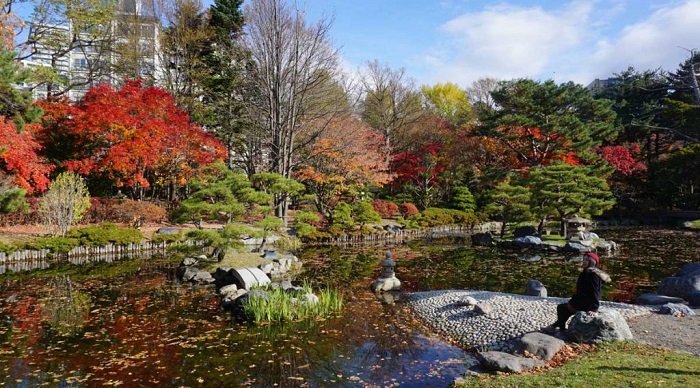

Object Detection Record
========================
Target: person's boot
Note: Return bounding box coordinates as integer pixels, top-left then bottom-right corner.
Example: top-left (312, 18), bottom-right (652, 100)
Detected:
top-left (541, 324), bottom-right (558, 334)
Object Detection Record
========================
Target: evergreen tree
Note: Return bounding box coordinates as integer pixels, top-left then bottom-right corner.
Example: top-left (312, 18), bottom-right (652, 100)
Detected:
top-left (482, 79), bottom-right (618, 168)
top-left (527, 162), bottom-right (614, 236)
top-left (484, 179), bottom-right (531, 238)
top-left (0, 49), bottom-right (42, 129)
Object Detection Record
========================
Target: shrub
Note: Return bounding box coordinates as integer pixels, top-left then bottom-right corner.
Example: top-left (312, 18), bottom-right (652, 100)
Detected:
top-left (21, 237), bottom-right (81, 253)
top-left (372, 199), bottom-right (399, 218)
top-left (353, 201), bottom-right (381, 227)
top-left (39, 172), bottom-right (91, 237)
top-left (399, 202), bottom-right (419, 218)
top-left (331, 202), bottom-right (354, 230)
top-left (418, 208), bottom-right (479, 227)
top-left (396, 216), bottom-right (420, 229)
top-left (110, 200), bottom-right (167, 224)
top-left (67, 223), bottom-right (143, 246)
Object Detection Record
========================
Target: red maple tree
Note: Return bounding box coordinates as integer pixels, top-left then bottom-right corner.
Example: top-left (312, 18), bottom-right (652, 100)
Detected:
top-left (38, 81), bottom-right (226, 196)
top-left (0, 116), bottom-right (53, 193)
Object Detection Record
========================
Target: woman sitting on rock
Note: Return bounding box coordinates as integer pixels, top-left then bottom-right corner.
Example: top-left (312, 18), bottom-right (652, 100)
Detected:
top-left (543, 252), bottom-right (611, 334)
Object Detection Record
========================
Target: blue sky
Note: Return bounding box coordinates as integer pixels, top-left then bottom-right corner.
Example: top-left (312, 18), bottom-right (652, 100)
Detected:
top-left (293, 0), bottom-right (700, 87)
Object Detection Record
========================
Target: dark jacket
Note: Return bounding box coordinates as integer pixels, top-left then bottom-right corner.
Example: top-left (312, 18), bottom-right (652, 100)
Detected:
top-left (569, 267), bottom-right (611, 312)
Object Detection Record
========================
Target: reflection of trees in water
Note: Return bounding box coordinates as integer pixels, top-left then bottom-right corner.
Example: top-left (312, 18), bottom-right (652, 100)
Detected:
top-left (41, 276), bottom-right (91, 336)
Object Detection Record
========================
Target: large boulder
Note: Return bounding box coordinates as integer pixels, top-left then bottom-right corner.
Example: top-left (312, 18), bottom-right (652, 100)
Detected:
top-left (516, 332), bottom-right (565, 361)
top-left (512, 236), bottom-right (542, 249)
top-left (471, 232), bottom-right (495, 247)
top-left (524, 280), bottom-right (547, 297)
top-left (476, 351), bottom-right (545, 373)
top-left (562, 242), bottom-right (593, 253)
top-left (513, 226), bottom-right (538, 238)
top-left (567, 309), bottom-right (633, 343)
top-left (657, 262), bottom-right (700, 299)
top-left (689, 291), bottom-right (700, 307)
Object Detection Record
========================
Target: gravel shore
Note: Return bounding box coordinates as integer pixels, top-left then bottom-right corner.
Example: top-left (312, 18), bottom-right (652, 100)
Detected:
top-left (403, 290), bottom-right (653, 352)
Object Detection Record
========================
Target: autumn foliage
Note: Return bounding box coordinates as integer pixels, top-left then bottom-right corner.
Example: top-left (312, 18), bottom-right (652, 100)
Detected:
top-left (372, 199), bottom-right (399, 218)
top-left (37, 80), bottom-right (226, 194)
top-left (0, 116), bottom-right (53, 194)
top-left (598, 143), bottom-right (647, 176)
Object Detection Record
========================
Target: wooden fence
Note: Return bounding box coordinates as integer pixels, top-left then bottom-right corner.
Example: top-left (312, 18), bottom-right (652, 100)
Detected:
top-left (0, 240), bottom-right (206, 275)
top-left (305, 222), bottom-right (502, 247)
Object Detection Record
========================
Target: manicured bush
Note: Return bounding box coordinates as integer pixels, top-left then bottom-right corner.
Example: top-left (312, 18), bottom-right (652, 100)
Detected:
top-left (111, 199), bottom-right (168, 224)
top-left (353, 201), bottom-right (381, 227)
top-left (399, 202), bottom-right (419, 218)
top-left (67, 223), bottom-right (143, 246)
top-left (372, 199), bottom-right (399, 218)
top-left (20, 237), bottom-right (81, 253)
top-left (418, 208), bottom-right (480, 227)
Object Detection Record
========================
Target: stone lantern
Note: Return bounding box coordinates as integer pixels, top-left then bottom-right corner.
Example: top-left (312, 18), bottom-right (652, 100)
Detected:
top-left (370, 251), bottom-right (401, 294)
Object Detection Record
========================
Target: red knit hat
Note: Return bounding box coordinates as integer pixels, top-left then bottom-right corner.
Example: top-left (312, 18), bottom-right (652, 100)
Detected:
top-left (584, 252), bottom-right (600, 264)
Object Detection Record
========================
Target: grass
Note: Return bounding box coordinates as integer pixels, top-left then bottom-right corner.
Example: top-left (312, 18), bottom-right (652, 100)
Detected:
top-left (457, 342), bottom-right (700, 387)
top-left (686, 219), bottom-right (700, 230)
top-left (201, 251), bottom-right (268, 272)
top-left (243, 284), bottom-right (343, 324)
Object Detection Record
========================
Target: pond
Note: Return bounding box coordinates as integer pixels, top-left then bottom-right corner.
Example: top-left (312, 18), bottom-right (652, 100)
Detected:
top-left (0, 227), bottom-right (697, 386)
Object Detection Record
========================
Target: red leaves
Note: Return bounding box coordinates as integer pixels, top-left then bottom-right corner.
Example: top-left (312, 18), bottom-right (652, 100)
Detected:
top-left (0, 117), bottom-right (53, 193)
top-left (39, 80), bottom-right (226, 191)
top-left (598, 144), bottom-right (647, 176)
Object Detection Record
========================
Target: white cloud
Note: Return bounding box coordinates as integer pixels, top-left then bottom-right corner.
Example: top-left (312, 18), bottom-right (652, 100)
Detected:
top-left (587, 0), bottom-right (700, 79)
top-left (421, 0), bottom-right (700, 87)
top-left (425, 1), bottom-right (595, 86)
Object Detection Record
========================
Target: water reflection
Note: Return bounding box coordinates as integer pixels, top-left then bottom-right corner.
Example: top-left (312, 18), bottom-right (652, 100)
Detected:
top-left (0, 227), bottom-right (696, 386)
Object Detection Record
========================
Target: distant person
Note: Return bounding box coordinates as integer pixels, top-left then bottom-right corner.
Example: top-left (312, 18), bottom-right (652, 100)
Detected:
top-left (543, 252), bottom-right (611, 334)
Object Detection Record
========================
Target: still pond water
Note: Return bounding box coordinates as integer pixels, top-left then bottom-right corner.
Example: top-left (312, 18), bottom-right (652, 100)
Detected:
top-left (0, 228), bottom-right (697, 387)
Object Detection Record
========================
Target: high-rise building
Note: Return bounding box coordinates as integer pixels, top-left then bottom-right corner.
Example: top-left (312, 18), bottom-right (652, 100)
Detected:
top-left (21, 0), bottom-right (163, 101)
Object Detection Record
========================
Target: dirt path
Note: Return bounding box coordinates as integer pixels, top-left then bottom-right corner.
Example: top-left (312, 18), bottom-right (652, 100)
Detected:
top-left (627, 308), bottom-right (700, 356)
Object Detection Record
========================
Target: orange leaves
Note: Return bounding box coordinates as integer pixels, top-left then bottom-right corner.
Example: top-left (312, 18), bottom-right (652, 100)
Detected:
top-left (0, 117), bottom-right (53, 193)
top-left (38, 80), bottom-right (226, 191)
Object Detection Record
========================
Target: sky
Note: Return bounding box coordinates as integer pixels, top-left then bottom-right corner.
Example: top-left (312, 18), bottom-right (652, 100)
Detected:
top-left (294, 0), bottom-right (700, 88)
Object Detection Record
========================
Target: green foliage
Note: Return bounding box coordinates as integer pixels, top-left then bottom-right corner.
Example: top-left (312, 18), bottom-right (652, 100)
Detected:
top-left (482, 79), bottom-right (618, 166)
top-left (527, 162), bottom-right (615, 235)
top-left (0, 176), bottom-right (28, 214)
top-left (293, 211), bottom-right (321, 224)
top-left (648, 144), bottom-right (700, 210)
top-left (273, 235), bottom-right (302, 252)
top-left (185, 228), bottom-right (225, 247)
top-left (352, 201), bottom-right (380, 227)
top-left (293, 223), bottom-right (318, 239)
top-left (254, 215), bottom-right (283, 235)
top-left (420, 82), bottom-right (473, 126)
top-left (170, 163), bottom-right (268, 226)
top-left (20, 237), bottom-right (80, 253)
top-left (243, 284), bottom-right (343, 324)
top-left (331, 201), bottom-right (354, 230)
top-left (417, 208), bottom-right (479, 227)
top-left (396, 216), bottom-right (420, 229)
top-left (39, 172), bottom-right (91, 237)
top-left (451, 185), bottom-right (476, 212)
top-left (484, 179), bottom-right (532, 237)
top-left (0, 49), bottom-right (43, 128)
top-left (66, 223), bottom-right (143, 246)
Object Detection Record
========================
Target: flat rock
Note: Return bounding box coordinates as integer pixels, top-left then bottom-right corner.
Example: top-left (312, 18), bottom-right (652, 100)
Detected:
top-left (517, 332), bottom-right (565, 360)
top-left (476, 351), bottom-right (545, 373)
top-left (636, 293), bottom-right (685, 305)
